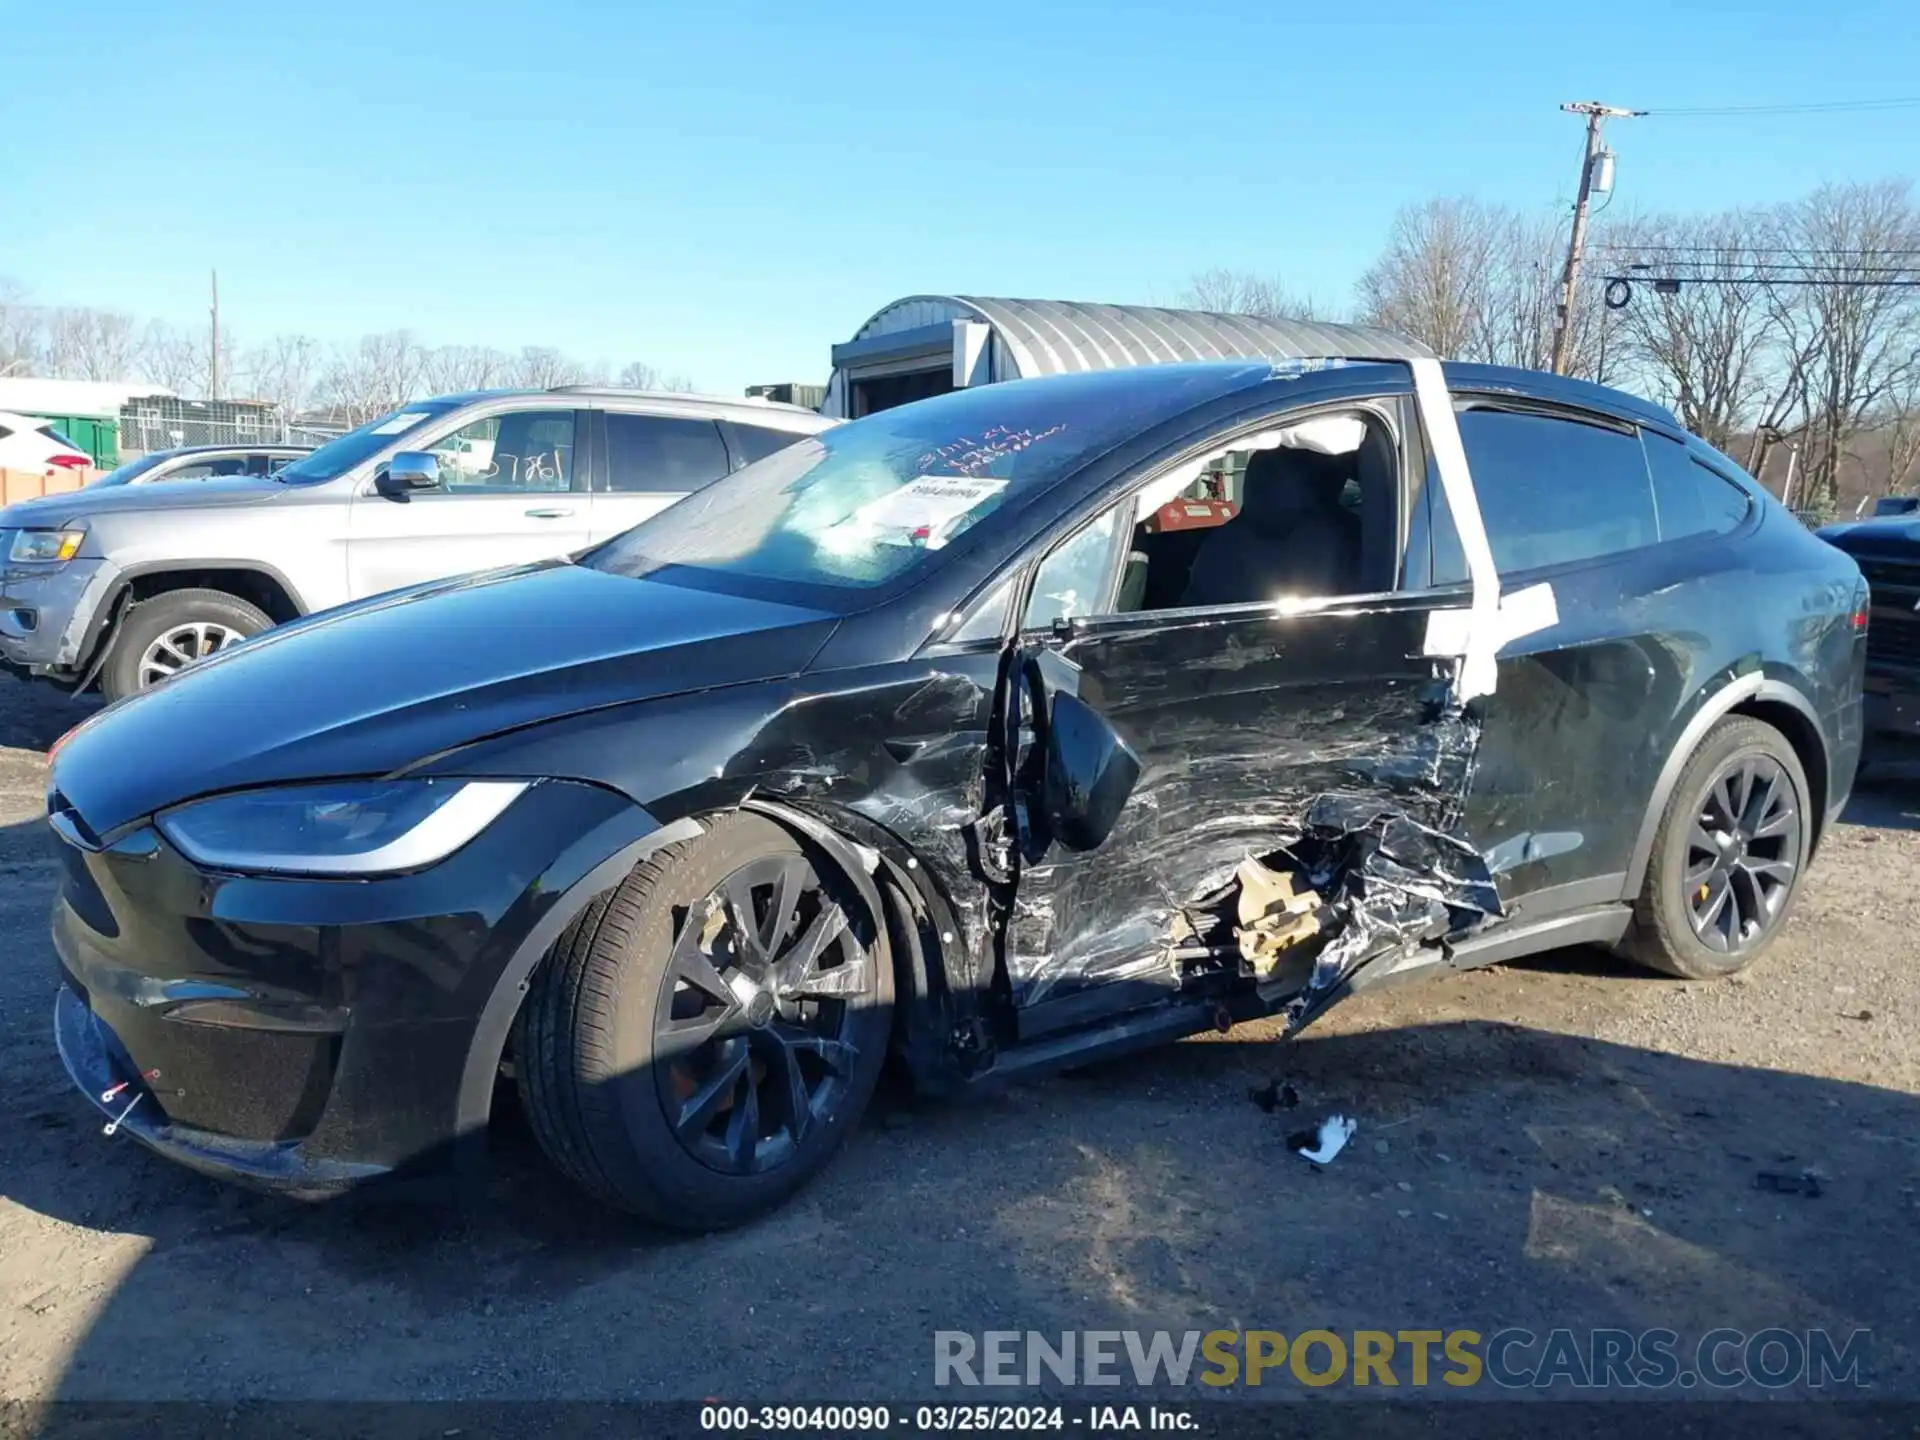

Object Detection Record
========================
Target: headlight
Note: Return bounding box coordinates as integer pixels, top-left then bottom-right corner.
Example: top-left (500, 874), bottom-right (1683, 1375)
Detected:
top-left (10, 529), bottom-right (85, 564)
top-left (155, 779), bottom-right (528, 876)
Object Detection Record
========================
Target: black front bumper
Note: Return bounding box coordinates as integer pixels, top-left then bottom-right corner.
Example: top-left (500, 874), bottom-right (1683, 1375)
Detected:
top-left (48, 778), bottom-right (660, 1196)
top-left (55, 984), bottom-right (385, 1197)
top-left (1865, 683), bottom-right (1920, 739)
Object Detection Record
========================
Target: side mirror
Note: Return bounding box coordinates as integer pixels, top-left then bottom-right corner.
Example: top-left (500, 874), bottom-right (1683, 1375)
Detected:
top-left (381, 451), bottom-right (440, 495)
top-left (1041, 691), bottom-right (1140, 852)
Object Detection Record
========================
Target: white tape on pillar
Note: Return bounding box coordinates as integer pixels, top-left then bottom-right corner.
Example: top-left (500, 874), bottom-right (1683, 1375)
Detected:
top-left (1422, 580), bottom-right (1560, 660)
top-left (1409, 357), bottom-right (1503, 701)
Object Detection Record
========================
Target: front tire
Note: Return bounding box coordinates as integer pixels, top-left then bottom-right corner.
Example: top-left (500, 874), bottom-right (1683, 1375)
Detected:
top-left (101, 588), bottom-right (271, 702)
top-left (1625, 716), bottom-right (1811, 979)
top-left (517, 814), bottom-right (893, 1228)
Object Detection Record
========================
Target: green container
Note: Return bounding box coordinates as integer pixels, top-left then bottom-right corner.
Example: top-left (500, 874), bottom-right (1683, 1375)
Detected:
top-left (31, 413), bottom-right (119, 468)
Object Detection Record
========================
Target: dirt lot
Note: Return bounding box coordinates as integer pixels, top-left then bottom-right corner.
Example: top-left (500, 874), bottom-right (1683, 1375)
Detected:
top-left (1, 673), bottom-right (1916, 1405)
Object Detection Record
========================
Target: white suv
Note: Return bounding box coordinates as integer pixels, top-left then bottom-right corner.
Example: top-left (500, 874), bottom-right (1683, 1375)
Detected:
top-left (0, 411), bottom-right (92, 475)
top-left (0, 388), bottom-right (834, 702)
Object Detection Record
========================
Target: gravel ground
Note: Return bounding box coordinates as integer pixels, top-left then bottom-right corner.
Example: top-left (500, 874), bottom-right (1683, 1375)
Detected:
top-left (0, 674), bottom-right (1915, 1406)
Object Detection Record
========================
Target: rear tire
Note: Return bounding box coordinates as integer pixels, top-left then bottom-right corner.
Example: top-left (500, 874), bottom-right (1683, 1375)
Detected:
top-left (1625, 716), bottom-right (1811, 980)
top-left (517, 813), bottom-right (893, 1228)
top-left (100, 588), bottom-right (271, 702)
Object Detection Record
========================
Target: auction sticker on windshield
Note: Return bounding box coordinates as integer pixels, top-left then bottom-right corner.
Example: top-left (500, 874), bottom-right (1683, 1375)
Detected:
top-left (853, 476), bottom-right (1008, 535)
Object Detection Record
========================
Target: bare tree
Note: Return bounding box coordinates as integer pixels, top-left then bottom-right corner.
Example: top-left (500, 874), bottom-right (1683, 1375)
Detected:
top-left (318, 331), bottom-right (427, 425)
top-left (616, 360), bottom-right (661, 390)
top-left (42, 307), bottom-right (142, 380)
top-left (1356, 197), bottom-right (1502, 358)
top-left (510, 346), bottom-right (594, 389)
top-left (1358, 198), bottom-right (1609, 374)
top-left (0, 278), bottom-right (44, 378)
top-left (1765, 182), bottom-right (1920, 510)
top-left (1872, 354), bottom-right (1920, 498)
top-left (1476, 210), bottom-right (1575, 373)
top-left (422, 344), bottom-right (510, 393)
top-left (1604, 210), bottom-right (1782, 451)
top-left (135, 319), bottom-right (213, 395)
top-left (1182, 269), bottom-right (1321, 320)
top-left (238, 333), bottom-right (324, 425)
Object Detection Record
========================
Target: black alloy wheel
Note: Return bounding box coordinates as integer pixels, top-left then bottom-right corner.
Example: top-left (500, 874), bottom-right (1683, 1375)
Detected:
top-left (1627, 714), bottom-right (1812, 980)
top-left (1682, 752), bottom-right (1802, 955)
top-left (655, 854), bottom-right (873, 1175)
top-left (517, 812), bottom-right (894, 1228)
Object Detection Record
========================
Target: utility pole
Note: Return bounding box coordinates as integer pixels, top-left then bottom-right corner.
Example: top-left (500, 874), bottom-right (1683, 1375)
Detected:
top-left (208, 269), bottom-right (220, 400)
top-left (1550, 101), bottom-right (1642, 375)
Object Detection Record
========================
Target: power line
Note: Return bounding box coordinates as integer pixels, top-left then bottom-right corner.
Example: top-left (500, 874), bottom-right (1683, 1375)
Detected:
top-left (1618, 263), bottom-right (1920, 276)
top-left (1595, 245), bottom-right (1920, 258)
top-left (1643, 96), bottom-right (1920, 117)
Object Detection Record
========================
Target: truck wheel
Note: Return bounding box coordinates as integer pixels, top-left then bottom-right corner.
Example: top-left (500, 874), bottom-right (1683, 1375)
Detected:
top-left (1624, 716), bottom-right (1811, 980)
top-left (100, 588), bottom-right (272, 702)
top-left (517, 813), bottom-right (893, 1228)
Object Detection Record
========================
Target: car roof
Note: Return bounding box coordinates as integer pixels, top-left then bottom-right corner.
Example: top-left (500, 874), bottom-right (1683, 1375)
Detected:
top-left (545, 387), bottom-right (835, 426)
top-left (147, 442), bottom-right (312, 457)
top-left (879, 358), bottom-right (1681, 432)
top-left (1440, 361), bottom-right (1681, 429)
top-left (419, 387), bottom-right (833, 428)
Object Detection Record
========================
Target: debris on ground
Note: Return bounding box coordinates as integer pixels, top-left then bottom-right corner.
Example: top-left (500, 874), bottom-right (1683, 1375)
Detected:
top-left (1755, 1169), bottom-right (1824, 1198)
top-left (1288, 1115), bottom-right (1357, 1165)
top-left (1248, 1079), bottom-right (1300, 1113)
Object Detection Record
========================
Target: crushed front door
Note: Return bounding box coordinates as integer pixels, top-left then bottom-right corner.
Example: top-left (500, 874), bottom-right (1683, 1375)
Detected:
top-left (976, 360), bottom-right (1556, 1040)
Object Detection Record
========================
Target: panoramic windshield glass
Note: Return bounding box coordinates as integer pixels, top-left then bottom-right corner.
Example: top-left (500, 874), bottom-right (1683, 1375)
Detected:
top-left (273, 400), bottom-right (463, 484)
top-left (583, 364), bottom-right (1272, 595)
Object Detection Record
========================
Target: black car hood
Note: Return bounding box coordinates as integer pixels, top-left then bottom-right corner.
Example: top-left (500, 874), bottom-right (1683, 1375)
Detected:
top-left (1819, 516), bottom-right (1920, 550)
top-left (51, 562), bottom-right (839, 834)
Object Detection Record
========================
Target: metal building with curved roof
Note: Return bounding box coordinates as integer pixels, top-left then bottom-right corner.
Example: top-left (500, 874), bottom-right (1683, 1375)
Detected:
top-left (822, 295), bottom-right (1430, 419)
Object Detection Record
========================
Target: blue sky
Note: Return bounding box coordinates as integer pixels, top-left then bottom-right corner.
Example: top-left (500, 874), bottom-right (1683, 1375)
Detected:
top-left (4, 0), bottom-right (1916, 395)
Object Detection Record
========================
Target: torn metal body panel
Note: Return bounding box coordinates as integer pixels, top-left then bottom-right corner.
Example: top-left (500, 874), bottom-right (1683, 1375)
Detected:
top-left (999, 599), bottom-right (1484, 1018)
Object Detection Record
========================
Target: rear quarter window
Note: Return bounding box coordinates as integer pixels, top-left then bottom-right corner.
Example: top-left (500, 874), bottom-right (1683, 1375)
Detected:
top-left (1642, 431), bottom-right (1752, 541)
top-left (731, 423), bottom-right (814, 467)
top-left (1432, 405), bottom-right (1658, 582)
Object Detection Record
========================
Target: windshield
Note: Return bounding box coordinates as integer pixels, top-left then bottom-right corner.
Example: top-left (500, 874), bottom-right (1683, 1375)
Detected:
top-left (89, 452), bottom-right (176, 488)
top-left (582, 364), bottom-right (1272, 598)
top-left (273, 401), bottom-right (463, 484)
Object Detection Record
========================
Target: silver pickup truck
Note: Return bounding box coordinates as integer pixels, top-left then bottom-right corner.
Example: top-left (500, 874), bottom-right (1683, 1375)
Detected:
top-left (0, 386), bottom-right (832, 701)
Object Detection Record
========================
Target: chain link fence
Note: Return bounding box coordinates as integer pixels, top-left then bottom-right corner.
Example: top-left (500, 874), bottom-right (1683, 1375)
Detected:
top-left (115, 397), bottom-right (342, 456)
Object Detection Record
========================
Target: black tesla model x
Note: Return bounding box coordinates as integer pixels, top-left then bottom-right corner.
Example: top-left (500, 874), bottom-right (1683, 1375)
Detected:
top-left (47, 357), bottom-right (1866, 1228)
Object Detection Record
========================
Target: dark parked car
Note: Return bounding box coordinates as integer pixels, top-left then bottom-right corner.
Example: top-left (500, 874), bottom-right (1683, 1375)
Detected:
top-left (1818, 511), bottom-right (1920, 741)
top-left (47, 357), bottom-right (1867, 1229)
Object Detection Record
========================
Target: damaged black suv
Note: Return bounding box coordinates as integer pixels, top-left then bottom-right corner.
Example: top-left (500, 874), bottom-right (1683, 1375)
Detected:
top-left (47, 357), bottom-right (1867, 1228)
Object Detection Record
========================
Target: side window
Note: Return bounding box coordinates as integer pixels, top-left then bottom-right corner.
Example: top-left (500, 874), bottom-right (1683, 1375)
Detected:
top-left (426, 411), bottom-right (576, 493)
top-left (1022, 504), bottom-right (1126, 630)
top-left (160, 462), bottom-right (221, 482)
top-left (946, 577), bottom-right (1013, 644)
top-left (1643, 432), bottom-right (1752, 541)
top-left (1431, 407), bottom-right (1657, 583)
top-left (732, 423), bottom-right (810, 467)
top-left (604, 414), bottom-right (730, 493)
